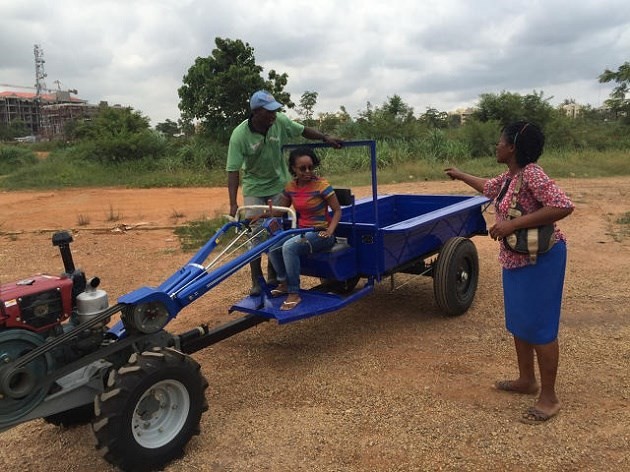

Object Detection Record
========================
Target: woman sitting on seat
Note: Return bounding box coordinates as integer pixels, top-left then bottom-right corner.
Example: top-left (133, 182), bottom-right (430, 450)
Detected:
top-left (268, 147), bottom-right (342, 310)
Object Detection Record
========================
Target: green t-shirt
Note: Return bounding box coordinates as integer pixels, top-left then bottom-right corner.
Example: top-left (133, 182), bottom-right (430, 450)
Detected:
top-left (226, 113), bottom-right (305, 197)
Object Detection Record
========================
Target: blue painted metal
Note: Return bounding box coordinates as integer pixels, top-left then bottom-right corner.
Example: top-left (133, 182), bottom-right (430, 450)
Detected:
top-left (110, 220), bottom-right (312, 338)
top-left (229, 280), bottom-right (375, 324)
top-left (326, 193), bottom-right (489, 276)
top-left (111, 140), bottom-right (489, 337)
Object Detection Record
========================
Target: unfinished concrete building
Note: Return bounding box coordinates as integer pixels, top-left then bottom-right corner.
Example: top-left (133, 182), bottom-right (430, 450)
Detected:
top-left (0, 91), bottom-right (46, 135)
top-left (0, 90), bottom-right (99, 140)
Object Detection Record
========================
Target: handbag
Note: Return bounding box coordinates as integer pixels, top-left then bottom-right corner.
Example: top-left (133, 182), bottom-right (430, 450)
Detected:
top-left (501, 173), bottom-right (555, 264)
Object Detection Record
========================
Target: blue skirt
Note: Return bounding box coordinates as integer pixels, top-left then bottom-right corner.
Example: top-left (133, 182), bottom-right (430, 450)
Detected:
top-left (502, 241), bottom-right (567, 344)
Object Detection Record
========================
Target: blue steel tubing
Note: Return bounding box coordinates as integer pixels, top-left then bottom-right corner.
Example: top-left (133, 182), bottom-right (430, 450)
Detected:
top-left (111, 224), bottom-right (313, 337)
top-left (170, 226), bottom-right (311, 307)
top-left (156, 220), bottom-right (247, 296)
top-left (369, 140), bottom-right (379, 229)
top-left (116, 141), bottom-right (380, 335)
top-left (168, 222), bottom-right (266, 297)
top-left (282, 140), bottom-right (380, 281)
top-left (119, 224), bottom-right (312, 311)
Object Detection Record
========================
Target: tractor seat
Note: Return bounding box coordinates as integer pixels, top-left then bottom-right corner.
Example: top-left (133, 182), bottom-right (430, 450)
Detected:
top-left (334, 188), bottom-right (353, 206)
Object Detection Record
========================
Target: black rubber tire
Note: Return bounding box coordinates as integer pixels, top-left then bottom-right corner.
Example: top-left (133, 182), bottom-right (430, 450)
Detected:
top-left (44, 402), bottom-right (94, 426)
top-left (91, 347), bottom-right (209, 472)
top-left (433, 237), bottom-right (479, 317)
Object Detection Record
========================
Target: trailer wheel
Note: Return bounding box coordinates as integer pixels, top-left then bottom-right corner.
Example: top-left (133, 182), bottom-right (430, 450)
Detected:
top-left (433, 237), bottom-right (479, 316)
top-left (92, 347), bottom-right (208, 472)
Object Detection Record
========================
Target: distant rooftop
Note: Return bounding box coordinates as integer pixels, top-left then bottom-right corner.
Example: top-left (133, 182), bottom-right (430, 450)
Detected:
top-left (0, 90), bottom-right (85, 103)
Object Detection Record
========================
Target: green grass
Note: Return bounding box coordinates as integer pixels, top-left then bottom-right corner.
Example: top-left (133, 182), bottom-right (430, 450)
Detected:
top-left (610, 211), bottom-right (630, 242)
top-left (0, 144), bottom-right (628, 191)
top-left (174, 215), bottom-right (230, 251)
top-left (0, 152), bottom-right (226, 190)
top-left (326, 148), bottom-right (630, 187)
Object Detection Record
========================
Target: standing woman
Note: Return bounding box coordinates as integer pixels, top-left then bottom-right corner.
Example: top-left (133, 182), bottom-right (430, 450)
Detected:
top-left (268, 147), bottom-right (342, 310)
top-left (445, 121), bottom-right (574, 424)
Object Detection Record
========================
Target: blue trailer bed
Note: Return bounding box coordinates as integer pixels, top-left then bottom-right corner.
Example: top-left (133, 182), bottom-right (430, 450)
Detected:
top-left (229, 140), bottom-right (489, 323)
top-left (303, 193), bottom-right (488, 280)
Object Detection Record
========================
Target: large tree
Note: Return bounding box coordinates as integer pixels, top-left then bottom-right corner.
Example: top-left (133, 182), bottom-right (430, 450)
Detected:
top-left (419, 107), bottom-right (449, 129)
top-left (472, 90), bottom-right (556, 128)
top-left (178, 37), bottom-right (293, 140)
top-left (355, 95), bottom-right (418, 139)
top-left (598, 61), bottom-right (630, 121)
top-left (155, 119), bottom-right (180, 138)
top-left (72, 106), bottom-right (150, 140)
top-left (296, 91), bottom-right (318, 125)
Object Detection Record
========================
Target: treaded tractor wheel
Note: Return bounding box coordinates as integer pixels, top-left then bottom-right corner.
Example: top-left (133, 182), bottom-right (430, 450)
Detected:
top-left (433, 237), bottom-right (479, 316)
top-left (91, 347), bottom-right (209, 472)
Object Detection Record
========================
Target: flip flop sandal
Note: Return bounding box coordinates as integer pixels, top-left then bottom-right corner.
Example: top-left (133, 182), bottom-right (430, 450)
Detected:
top-left (495, 380), bottom-right (539, 394)
top-left (270, 289), bottom-right (287, 297)
top-left (519, 407), bottom-right (556, 425)
top-left (280, 300), bottom-right (301, 311)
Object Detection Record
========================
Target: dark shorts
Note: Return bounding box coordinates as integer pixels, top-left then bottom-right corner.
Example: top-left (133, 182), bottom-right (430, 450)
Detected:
top-left (502, 241), bottom-right (567, 344)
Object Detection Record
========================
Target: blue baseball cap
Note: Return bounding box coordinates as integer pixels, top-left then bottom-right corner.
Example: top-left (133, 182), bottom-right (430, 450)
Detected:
top-left (250, 90), bottom-right (283, 111)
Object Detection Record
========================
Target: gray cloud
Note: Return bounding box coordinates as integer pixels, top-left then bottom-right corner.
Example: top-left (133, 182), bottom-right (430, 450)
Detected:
top-left (1, 0), bottom-right (628, 124)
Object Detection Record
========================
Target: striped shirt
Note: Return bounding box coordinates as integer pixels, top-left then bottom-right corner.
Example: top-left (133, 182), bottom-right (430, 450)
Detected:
top-left (284, 177), bottom-right (334, 229)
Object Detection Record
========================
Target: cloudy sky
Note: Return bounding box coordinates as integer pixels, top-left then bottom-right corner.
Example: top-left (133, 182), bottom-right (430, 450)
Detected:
top-left (2, 0), bottom-right (629, 126)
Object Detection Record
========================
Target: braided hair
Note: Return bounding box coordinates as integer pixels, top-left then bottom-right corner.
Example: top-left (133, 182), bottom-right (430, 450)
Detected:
top-left (501, 121), bottom-right (545, 167)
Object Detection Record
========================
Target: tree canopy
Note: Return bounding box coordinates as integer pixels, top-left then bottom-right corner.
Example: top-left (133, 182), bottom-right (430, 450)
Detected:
top-left (155, 119), bottom-right (180, 138)
top-left (72, 106), bottom-right (151, 140)
top-left (472, 90), bottom-right (557, 128)
top-left (599, 61), bottom-right (630, 121)
top-left (178, 37), bottom-right (293, 141)
top-left (355, 95), bottom-right (419, 139)
top-left (296, 91), bottom-right (318, 125)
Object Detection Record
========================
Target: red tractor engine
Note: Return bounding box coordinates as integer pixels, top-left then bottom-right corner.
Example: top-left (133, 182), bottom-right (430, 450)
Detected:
top-left (0, 231), bottom-right (109, 340)
top-left (0, 275), bottom-right (73, 332)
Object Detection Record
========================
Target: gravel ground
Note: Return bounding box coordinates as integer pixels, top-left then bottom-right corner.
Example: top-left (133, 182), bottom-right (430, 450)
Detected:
top-left (0, 177), bottom-right (628, 471)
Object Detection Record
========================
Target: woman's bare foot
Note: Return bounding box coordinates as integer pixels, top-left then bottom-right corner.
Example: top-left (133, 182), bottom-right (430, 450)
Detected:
top-left (494, 379), bottom-right (539, 394)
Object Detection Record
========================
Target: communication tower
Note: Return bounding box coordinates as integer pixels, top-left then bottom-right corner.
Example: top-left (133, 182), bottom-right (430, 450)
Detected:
top-left (34, 44), bottom-right (48, 98)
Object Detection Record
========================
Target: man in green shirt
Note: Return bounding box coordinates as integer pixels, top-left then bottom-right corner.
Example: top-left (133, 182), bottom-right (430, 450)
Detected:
top-left (226, 90), bottom-right (342, 295)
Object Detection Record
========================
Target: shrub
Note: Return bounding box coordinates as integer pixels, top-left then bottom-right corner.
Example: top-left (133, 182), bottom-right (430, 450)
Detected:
top-left (460, 119), bottom-right (500, 157)
top-left (0, 145), bottom-right (38, 175)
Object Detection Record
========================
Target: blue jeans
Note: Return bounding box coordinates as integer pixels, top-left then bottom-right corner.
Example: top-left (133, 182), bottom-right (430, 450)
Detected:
top-left (268, 231), bottom-right (336, 293)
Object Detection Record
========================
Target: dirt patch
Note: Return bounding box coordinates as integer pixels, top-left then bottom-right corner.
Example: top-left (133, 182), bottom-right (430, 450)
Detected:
top-left (0, 177), bottom-right (629, 471)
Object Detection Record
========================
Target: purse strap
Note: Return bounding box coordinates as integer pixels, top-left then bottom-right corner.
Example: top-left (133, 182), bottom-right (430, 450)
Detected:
top-left (507, 173), bottom-right (523, 219)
